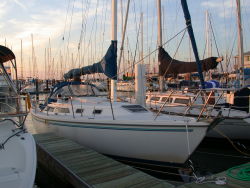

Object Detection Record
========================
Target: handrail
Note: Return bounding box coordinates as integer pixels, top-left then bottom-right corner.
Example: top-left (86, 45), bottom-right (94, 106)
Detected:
top-left (184, 90), bottom-right (202, 115)
top-left (0, 95), bottom-right (29, 118)
top-left (206, 91), bottom-right (224, 119)
top-left (154, 90), bottom-right (175, 120)
top-left (197, 91), bottom-right (213, 121)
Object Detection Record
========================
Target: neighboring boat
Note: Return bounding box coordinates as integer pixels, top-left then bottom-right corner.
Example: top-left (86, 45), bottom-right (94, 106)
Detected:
top-left (21, 84), bottom-right (36, 94)
top-left (90, 80), bottom-right (108, 92)
top-left (117, 81), bottom-right (134, 92)
top-left (0, 66), bottom-right (12, 94)
top-left (151, 0), bottom-right (250, 140)
top-left (0, 45), bottom-right (36, 188)
top-left (144, 88), bottom-right (250, 140)
top-left (0, 119), bottom-right (37, 188)
top-left (21, 83), bottom-right (50, 94)
top-left (145, 89), bottom-right (248, 118)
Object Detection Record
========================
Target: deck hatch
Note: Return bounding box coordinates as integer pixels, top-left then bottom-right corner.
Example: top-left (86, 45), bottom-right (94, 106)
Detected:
top-left (122, 105), bottom-right (148, 112)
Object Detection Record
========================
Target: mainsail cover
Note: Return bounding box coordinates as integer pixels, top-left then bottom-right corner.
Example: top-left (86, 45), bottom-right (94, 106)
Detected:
top-left (158, 47), bottom-right (219, 77)
top-left (64, 41), bottom-right (117, 80)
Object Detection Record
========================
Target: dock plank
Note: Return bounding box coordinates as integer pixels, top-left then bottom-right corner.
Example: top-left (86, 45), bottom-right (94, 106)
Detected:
top-left (34, 133), bottom-right (249, 188)
top-left (34, 133), bottom-right (173, 188)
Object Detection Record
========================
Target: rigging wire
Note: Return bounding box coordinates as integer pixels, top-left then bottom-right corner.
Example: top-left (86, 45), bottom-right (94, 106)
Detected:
top-left (208, 14), bottom-right (224, 73)
top-left (130, 0), bottom-right (139, 75)
top-left (75, 0), bottom-right (90, 70)
top-left (222, 0), bottom-right (229, 57)
top-left (113, 26), bottom-right (189, 80)
top-left (162, 29), bottom-right (187, 78)
top-left (117, 0), bottom-right (130, 75)
top-left (241, 0), bottom-right (250, 51)
top-left (80, 0), bottom-right (90, 68)
top-left (131, 13), bottom-right (142, 77)
top-left (62, 0), bottom-right (71, 41)
top-left (101, 0), bottom-right (108, 57)
top-left (84, 0), bottom-right (100, 66)
top-left (66, 0), bottom-right (76, 57)
top-left (226, 31), bottom-right (237, 73)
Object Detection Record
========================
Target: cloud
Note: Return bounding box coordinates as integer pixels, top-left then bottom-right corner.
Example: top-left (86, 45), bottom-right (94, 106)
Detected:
top-left (13, 0), bottom-right (27, 9)
top-left (201, 0), bottom-right (235, 18)
top-left (201, 0), bottom-right (250, 18)
top-left (0, 2), bottom-right (8, 17)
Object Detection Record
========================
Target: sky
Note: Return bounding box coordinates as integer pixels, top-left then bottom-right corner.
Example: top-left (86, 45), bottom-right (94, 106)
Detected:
top-left (1, 0), bottom-right (250, 79)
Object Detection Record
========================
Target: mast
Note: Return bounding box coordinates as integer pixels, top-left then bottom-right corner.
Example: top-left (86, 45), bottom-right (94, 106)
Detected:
top-left (111, 0), bottom-right (117, 101)
top-left (205, 10), bottom-right (210, 58)
top-left (20, 39), bottom-right (23, 79)
top-left (45, 48), bottom-right (47, 80)
top-left (48, 38), bottom-right (51, 80)
top-left (141, 12), bottom-right (144, 64)
top-left (29, 57), bottom-right (31, 78)
top-left (236, 0), bottom-right (244, 87)
top-left (118, 0), bottom-right (130, 76)
top-left (31, 34), bottom-right (34, 78)
top-left (157, 0), bottom-right (165, 92)
top-left (181, 0), bottom-right (205, 89)
top-left (205, 10), bottom-right (211, 79)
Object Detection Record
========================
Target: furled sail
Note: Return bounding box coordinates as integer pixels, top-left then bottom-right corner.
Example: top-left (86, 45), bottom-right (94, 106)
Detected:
top-left (64, 41), bottom-right (117, 80)
top-left (158, 47), bottom-right (221, 77)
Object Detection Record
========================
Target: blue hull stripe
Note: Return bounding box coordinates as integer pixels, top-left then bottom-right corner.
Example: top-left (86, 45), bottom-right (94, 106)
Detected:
top-left (33, 115), bottom-right (194, 132)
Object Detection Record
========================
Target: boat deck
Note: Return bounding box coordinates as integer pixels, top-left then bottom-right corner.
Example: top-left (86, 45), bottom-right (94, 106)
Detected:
top-left (34, 133), bottom-right (174, 188)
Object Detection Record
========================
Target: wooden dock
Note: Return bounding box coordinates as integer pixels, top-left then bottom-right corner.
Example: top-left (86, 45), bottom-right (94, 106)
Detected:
top-left (34, 133), bottom-right (250, 188)
top-left (34, 133), bottom-right (174, 188)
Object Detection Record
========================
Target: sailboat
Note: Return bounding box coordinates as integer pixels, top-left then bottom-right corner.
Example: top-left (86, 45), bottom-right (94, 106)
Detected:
top-left (147, 0), bottom-right (250, 140)
top-left (0, 46), bottom-right (36, 188)
top-left (31, 0), bottom-right (222, 165)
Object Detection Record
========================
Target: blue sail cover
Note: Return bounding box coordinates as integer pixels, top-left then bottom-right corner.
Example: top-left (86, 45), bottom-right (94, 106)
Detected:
top-left (64, 41), bottom-right (117, 80)
top-left (181, 0), bottom-right (205, 89)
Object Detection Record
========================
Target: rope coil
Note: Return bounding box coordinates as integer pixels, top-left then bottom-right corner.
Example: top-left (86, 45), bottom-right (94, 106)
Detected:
top-left (227, 164), bottom-right (250, 181)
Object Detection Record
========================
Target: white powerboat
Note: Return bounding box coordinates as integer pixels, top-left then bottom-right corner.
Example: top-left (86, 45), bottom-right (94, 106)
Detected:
top-left (0, 45), bottom-right (36, 188)
top-left (0, 119), bottom-right (36, 188)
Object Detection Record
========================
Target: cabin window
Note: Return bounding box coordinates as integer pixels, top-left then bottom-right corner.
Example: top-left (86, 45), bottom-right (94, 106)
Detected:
top-left (76, 109), bottom-right (84, 113)
top-left (93, 109), bottom-right (102, 114)
top-left (162, 97), bottom-right (173, 103)
top-left (150, 97), bottom-right (160, 101)
top-left (122, 105), bottom-right (148, 112)
top-left (55, 108), bottom-right (70, 113)
top-left (174, 98), bottom-right (190, 104)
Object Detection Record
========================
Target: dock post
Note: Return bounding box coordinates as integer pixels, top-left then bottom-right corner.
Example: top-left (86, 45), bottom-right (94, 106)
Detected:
top-left (35, 79), bottom-right (39, 101)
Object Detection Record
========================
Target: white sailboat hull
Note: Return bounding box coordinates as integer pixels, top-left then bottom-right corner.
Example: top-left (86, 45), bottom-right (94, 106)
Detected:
top-left (32, 110), bottom-right (209, 164)
top-left (0, 121), bottom-right (36, 188)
